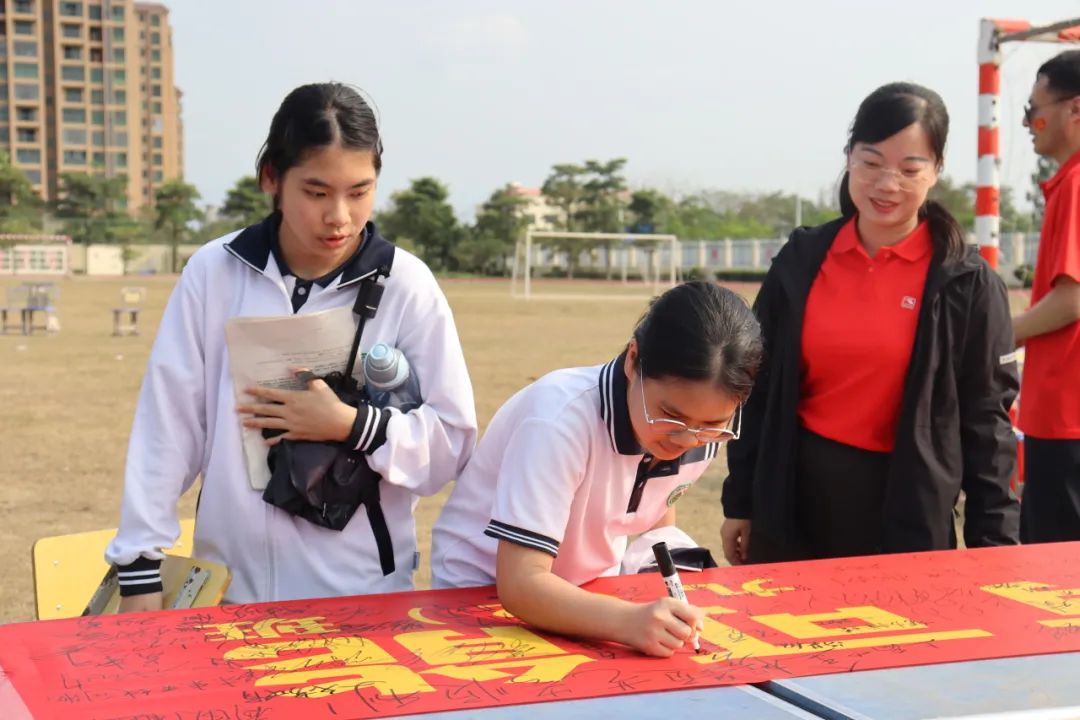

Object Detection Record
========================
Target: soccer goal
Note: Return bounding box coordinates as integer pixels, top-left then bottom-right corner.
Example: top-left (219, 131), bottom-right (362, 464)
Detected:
top-left (976, 16), bottom-right (1080, 269)
top-left (510, 230), bottom-right (681, 301)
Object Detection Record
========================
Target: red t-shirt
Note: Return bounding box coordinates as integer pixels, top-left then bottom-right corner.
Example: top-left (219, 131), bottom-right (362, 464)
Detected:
top-left (1019, 150), bottom-right (1080, 439)
top-left (799, 218), bottom-right (933, 452)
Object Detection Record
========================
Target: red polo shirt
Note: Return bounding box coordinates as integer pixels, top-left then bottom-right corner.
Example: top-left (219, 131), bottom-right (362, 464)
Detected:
top-left (1019, 150), bottom-right (1080, 439)
top-left (799, 218), bottom-right (933, 452)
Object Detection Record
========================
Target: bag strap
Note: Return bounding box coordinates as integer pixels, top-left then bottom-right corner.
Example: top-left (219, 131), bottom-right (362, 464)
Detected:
top-left (342, 266), bottom-right (390, 382)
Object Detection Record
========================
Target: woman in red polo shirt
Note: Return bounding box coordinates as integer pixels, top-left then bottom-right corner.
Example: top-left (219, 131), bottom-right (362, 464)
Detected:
top-left (721, 82), bottom-right (1021, 564)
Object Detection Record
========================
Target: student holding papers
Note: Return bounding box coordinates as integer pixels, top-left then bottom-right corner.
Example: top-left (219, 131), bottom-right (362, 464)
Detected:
top-left (106, 83), bottom-right (477, 610)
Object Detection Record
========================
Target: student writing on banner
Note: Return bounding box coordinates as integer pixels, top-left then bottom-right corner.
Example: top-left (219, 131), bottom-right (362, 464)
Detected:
top-left (432, 282), bottom-right (762, 656)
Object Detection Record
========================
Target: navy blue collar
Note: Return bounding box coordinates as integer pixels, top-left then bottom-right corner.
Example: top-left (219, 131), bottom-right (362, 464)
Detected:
top-left (224, 212), bottom-right (396, 289)
top-left (599, 352), bottom-right (642, 455)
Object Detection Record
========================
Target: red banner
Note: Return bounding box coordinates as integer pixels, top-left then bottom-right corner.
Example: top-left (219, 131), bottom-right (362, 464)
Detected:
top-left (3, 543), bottom-right (1080, 719)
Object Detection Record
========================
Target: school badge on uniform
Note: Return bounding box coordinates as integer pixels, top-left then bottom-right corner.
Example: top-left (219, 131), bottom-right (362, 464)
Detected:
top-left (666, 483), bottom-right (692, 507)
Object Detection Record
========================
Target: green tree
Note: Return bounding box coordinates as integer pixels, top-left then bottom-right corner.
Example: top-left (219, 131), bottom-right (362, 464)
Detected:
top-left (154, 179), bottom-right (203, 272)
top-left (0, 150), bottom-right (43, 234)
top-left (53, 173), bottom-right (131, 244)
top-left (927, 175), bottom-right (975, 229)
top-left (457, 184), bottom-right (530, 274)
top-left (378, 177), bottom-right (461, 272)
top-left (1028, 156), bottom-right (1058, 226)
top-left (221, 175), bottom-right (271, 226)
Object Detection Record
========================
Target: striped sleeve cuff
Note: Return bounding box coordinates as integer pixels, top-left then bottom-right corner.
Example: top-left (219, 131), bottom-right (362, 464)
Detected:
top-left (117, 556), bottom-right (163, 597)
top-left (347, 403), bottom-right (390, 454)
top-left (484, 519), bottom-right (560, 558)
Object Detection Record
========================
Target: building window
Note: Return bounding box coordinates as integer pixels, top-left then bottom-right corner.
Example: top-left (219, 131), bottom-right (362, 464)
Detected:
top-left (16, 21), bottom-right (37, 36)
top-left (15, 106), bottom-right (36, 122)
top-left (113, 69), bottom-right (125, 83)
top-left (13, 62), bottom-right (37, 79)
top-left (63, 87), bottom-right (83, 102)
top-left (111, 5), bottom-right (123, 21)
top-left (13, 0), bottom-right (34, 14)
top-left (59, 2), bottom-right (82, 17)
top-left (153, 170), bottom-right (163, 182)
top-left (152, 153), bottom-right (163, 165)
top-left (91, 89), bottom-right (103, 104)
top-left (112, 47), bottom-right (124, 62)
top-left (152, 136), bottom-right (162, 148)
top-left (13, 40), bottom-right (37, 57)
top-left (62, 23), bottom-right (82, 38)
top-left (110, 130), bottom-right (126, 146)
top-left (92, 151), bottom-right (105, 165)
top-left (16, 148), bottom-right (40, 163)
top-left (151, 101), bottom-right (162, 114)
top-left (150, 31), bottom-right (160, 45)
top-left (88, 4), bottom-right (101, 20)
top-left (151, 116), bottom-right (163, 133)
top-left (25, 169), bottom-right (41, 184)
top-left (89, 26), bottom-right (102, 42)
top-left (91, 130), bottom-right (104, 146)
top-left (62, 128), bottom-right (86, 143)
top-left (151, 84), bottom-right (161, 97)
top-left (151, 67), bottom-right (161, 80)
top-left (14, 84), bottom-right (38, 101)
top-left (0, 106), bottom-right (9, 122)
top-left (63, 150), bottom-right (87, 165)
top-left (16, 127), bottom-right (36, 142)
top-left (91, 110), bottom-right (103, 124)
top-left (151, 49), bottom-right (160, 62)
top-left (111, 110), bottom-right (126, 126)
top-left (63, 45), bottom-right (82, 60)
top-left (0, 128), bottom-right (9, 144)
top-left (0, 66), bottom-right (7, 80)
top-left (61, 65), bottom-right (85, 81)
top-left (89, 47), bottom-right (102, 62)
top-left (111, 89), bottom-right (125, 104)
top-left (62, 108), bottom-right (85, 123)
top-left (114, 151), bottom-right (127, 167)
top-left (111, 27), bottom-right (123, 42)
top-left (151, 14), bottom-right (161, 27)
top-left (89, 67), bottom-right (103, 83)
top-left (0, 87), bottom-right (8, 102)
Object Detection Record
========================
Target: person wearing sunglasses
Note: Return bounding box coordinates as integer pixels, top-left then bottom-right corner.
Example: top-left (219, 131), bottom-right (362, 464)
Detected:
top-left (1012, 50), bottom-right (1080, 544)
top-left (722, 82), bottom-right (1020, 566)
top-left (431, 282), bottom-right (761, 657)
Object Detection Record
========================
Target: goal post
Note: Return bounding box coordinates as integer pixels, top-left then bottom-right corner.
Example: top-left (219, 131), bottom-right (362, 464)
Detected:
top-left (976, 16), bottom-right (1080, 269)
top-left (511, 230), bottom-right (680, 301)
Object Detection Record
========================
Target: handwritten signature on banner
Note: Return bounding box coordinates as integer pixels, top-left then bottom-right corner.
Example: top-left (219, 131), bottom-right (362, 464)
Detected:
top-left (5, 544), bottom-right (1080, 719)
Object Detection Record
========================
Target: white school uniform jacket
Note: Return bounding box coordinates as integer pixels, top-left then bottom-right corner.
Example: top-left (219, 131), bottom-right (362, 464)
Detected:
top-left (105, 217), bottom-right (477, 603)
top-left (431, 353), bottom-right (719, 589)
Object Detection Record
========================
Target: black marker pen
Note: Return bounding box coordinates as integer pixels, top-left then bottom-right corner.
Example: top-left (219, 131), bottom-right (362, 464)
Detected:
top-left (652, 541), bottom-right (701, 653)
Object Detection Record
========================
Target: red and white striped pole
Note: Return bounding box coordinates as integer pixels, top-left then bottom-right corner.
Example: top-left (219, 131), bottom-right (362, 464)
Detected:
top-left (976, 18), bottom-right (1031, 270)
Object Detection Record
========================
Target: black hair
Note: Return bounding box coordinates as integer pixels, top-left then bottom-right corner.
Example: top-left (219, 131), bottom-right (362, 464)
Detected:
top-left (256, 83), bottom-right (383, 194)
top-left (1038, 50), bottom-right (1080, 97)
top-left (838, 82), bottom-right (965, 263)
top-left (631, 282), bottom-right (762, 402)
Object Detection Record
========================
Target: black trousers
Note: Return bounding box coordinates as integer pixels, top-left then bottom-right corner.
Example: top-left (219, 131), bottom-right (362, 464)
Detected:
top-left (751, 427), bottom-right (889, 563)
top-left (1020, 436), bottom-right (1080, 544)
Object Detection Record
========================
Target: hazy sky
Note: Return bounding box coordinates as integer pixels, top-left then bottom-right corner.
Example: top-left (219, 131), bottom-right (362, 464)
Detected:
top-left (169, 1), bottom-right (1080, 219)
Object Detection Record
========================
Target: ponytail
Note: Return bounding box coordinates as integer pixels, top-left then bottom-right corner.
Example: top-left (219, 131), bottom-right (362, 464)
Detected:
top-left (920, 199), bottom-right (966, 263)
top-left (838, 170), bottom-right (856, 218)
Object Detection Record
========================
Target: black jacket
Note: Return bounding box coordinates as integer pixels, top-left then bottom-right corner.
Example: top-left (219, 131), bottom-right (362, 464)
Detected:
top-left (722, 217), bottom-right (1020, 556)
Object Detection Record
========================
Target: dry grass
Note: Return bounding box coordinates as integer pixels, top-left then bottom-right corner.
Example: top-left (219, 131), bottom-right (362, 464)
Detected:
top-left (0, 276), bottom-right (753, 624)
top-left (0, 274), bottom-right (1032, 623)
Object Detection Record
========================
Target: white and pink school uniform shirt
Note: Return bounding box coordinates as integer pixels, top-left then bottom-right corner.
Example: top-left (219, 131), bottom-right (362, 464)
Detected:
top-left (432, 352), bottom-right (719, 589)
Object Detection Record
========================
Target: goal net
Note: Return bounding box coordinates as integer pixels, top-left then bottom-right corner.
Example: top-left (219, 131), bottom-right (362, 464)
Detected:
top-left (511, 230), bottom-right (680, 301)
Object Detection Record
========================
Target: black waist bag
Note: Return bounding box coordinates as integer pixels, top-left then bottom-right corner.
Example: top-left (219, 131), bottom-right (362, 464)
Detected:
top-left (261, 269), bottom-right (395, 576)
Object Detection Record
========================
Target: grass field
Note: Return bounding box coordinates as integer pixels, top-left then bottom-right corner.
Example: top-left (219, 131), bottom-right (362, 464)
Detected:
top-left (0, 275), bottom-right (762, 624)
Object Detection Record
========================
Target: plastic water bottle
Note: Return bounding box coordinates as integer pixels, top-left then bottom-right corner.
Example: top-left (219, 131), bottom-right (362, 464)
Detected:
top-left (363, 343), bottom-right (422, 413)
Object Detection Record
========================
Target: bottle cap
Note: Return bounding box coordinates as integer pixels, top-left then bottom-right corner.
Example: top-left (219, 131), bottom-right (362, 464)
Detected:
top-left (364, 343), bottom-right (410, 391)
